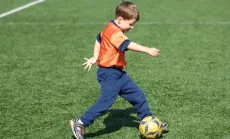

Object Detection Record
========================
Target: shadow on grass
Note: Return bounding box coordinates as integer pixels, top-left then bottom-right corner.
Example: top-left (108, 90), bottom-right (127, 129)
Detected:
top-left (139, 130), bottom-right (169, 139)
top-left (72, 107), bottom-right (169, 139)
top-left (84, 107), bottom-right (139, 138)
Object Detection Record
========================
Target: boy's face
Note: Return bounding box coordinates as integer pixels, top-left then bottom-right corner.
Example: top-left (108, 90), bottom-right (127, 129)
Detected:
top-left (117, 17), bottom-right (137, 32)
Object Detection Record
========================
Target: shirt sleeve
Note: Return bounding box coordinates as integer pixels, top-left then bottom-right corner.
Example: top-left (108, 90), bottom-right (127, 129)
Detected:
top-left (110, 32), bottom-right (130, 52)
top-left (119, 40), bottom-right (131, 52)
top-left (96, 33), bottom-right (101, 43)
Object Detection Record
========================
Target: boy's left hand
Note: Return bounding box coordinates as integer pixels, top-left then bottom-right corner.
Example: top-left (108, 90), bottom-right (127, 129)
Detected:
top-left (147, 48), bottom-right (160, 56)
top-left (82, 57), bottom-right (96, 71)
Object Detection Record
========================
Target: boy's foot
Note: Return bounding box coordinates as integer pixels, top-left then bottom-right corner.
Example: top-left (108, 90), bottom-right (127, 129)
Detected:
top-left (70, 119), bottom-right (85, 139)
top-left (161, 121), bottom-right (168, 129)
top-left (157, 121), bottom-right (168, 137)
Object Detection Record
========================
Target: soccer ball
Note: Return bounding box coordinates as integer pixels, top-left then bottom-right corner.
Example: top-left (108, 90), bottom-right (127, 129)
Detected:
top-left (139, 116), bottom-right (163, 139)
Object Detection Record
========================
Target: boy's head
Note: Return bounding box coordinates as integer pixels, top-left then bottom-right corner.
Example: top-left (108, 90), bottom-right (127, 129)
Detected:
top-left (115, 1), bottom-right (140, 32)
top-left (115, 1), bottom-right (140, 21)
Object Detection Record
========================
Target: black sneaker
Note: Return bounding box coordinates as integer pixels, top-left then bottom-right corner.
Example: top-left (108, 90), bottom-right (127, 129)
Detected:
top-left (161, 121), bottom-right (168, 129)
top-left (70, 119), bottom-right (85, 139)
top-left (157, 121), bottom-right (168, 138)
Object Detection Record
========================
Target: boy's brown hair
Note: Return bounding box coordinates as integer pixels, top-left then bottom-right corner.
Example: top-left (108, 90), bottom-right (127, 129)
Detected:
top-left (115, 1), bottom-right (140, 21)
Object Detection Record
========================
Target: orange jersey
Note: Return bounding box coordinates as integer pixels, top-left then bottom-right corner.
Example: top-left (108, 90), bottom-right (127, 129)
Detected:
top-left (96, 20), bottom-right (131, 69)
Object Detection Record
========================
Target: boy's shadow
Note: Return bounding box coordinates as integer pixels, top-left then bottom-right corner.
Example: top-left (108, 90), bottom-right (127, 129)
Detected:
top-left (72, 107), bottom-right (169, 139)
top-left (85, 107), bottom-right (139, 138)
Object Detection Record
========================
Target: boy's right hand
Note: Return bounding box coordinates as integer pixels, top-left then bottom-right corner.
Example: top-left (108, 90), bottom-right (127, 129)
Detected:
top-left (147, 48), bottom-right (160, 56)
top-left (82, 57), bottom-right (97, 71)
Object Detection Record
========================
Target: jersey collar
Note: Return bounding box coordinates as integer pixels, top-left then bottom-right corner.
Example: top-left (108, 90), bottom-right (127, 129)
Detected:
top-left (110, 20), bottom-right (124, 33)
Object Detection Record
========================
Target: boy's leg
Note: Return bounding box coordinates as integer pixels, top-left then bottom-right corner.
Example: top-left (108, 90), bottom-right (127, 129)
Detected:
top-left (80, 69), bottom-right (122, 126)
top-left (119, 74), bottom-right (152, 119)
top-left (70, 69), bottom-right (122, 139)
top-left (119, 74), bottom-right (169, 130)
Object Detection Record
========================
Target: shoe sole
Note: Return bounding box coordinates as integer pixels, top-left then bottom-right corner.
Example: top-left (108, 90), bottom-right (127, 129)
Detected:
top-left (162, 122), bottom-right (168, 130)
top-left (70, 120), bottom-right (79, 139)
top-left (162, 124), bottom-right (168, 130)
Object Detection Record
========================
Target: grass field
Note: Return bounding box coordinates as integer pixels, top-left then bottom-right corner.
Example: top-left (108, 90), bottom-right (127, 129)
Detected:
top-left (0, 0), bottom-right (230, 139)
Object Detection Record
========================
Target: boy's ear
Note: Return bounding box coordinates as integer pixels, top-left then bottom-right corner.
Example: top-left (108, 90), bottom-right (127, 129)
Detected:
top-left (117, 16), bottom-right (124, 24)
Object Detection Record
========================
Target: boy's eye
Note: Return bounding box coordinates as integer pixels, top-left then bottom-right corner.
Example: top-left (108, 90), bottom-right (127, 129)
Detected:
top-left (129, 22), bottom-right (136, 26)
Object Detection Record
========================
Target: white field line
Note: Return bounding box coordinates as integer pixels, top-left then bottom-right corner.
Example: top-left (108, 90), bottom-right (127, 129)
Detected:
top-left (0, 21), bottom-right (230, 26)
top-left (0, 0), bottom-right (45, 18)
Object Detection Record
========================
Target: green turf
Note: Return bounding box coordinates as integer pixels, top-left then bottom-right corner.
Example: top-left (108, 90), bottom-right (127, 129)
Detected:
top-left (0, 0), bottom-right (230, 139)
top-left (0, 0), bottom-right (32, 13)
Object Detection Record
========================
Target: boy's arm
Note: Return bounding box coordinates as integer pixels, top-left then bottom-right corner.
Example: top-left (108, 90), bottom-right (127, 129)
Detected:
top-left (127, 42), bottom-right (160, 56)
top-left (82, 40), bottom-right (100, 71)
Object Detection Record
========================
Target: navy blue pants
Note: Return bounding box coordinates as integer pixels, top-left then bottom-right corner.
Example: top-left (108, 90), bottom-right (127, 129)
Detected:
top-left (80, 66), bottom-right (152, 126)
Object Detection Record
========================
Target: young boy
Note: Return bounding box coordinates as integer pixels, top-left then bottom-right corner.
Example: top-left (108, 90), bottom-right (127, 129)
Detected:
top-left (70, 1), bottom-right (168, 139)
